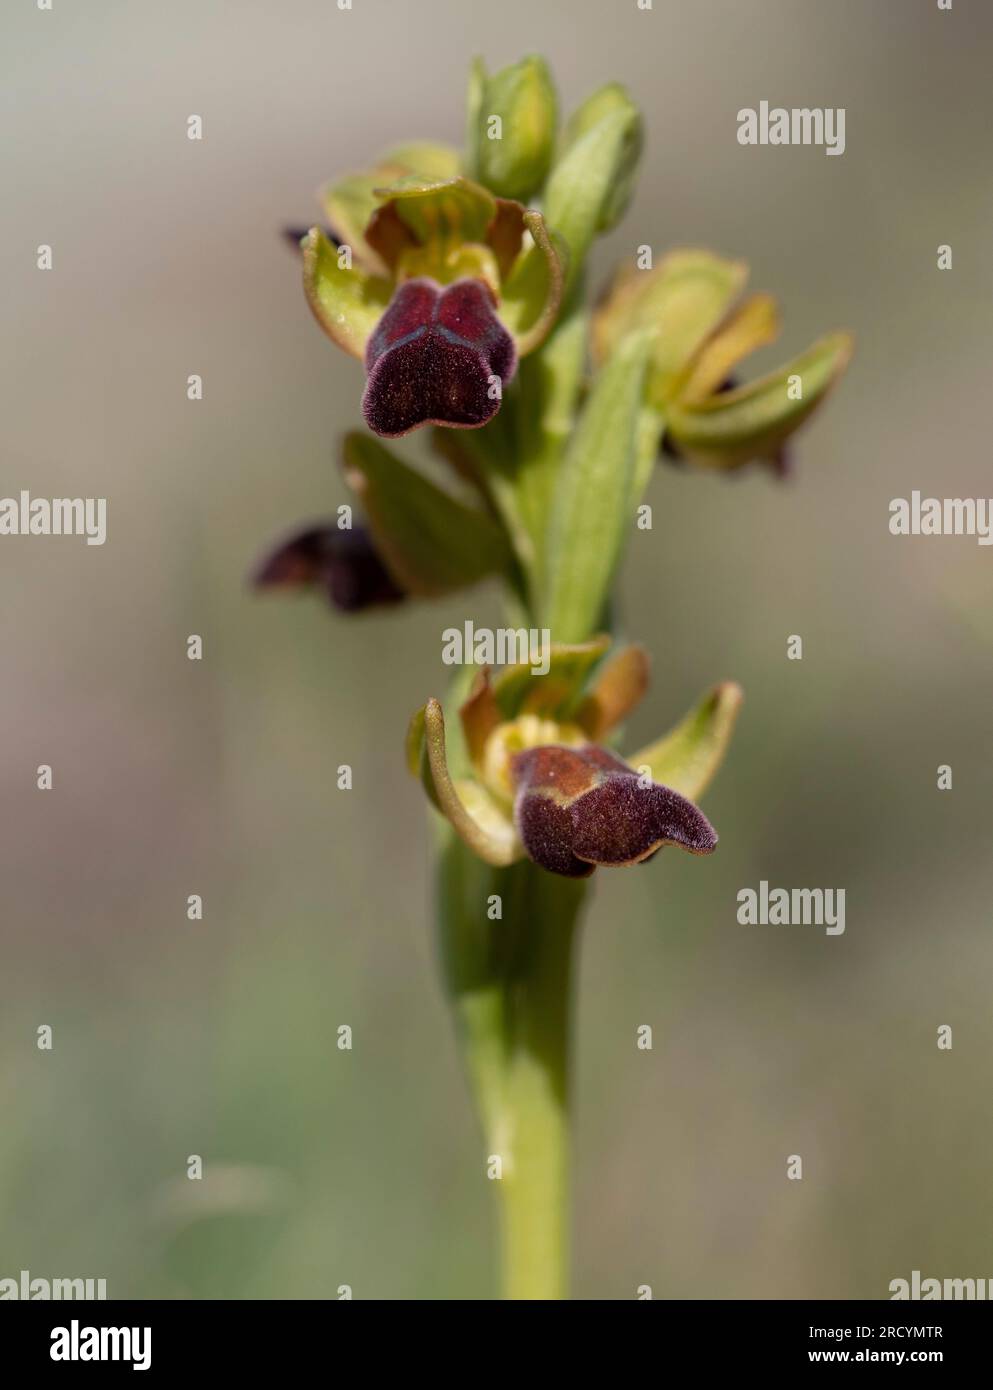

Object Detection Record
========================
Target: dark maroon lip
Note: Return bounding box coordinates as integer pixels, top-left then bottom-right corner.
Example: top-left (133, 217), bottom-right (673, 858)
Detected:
top-left (251, 523), bottom-right (405, 613)
top-left (511, 743), bottom-right (718, 879)
top-left (361, 277), bottom-right (517, 438)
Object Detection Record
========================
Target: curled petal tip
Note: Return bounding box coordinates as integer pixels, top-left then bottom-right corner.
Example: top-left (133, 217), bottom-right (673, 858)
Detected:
top-left (571, 776), bottom-right (717, 865)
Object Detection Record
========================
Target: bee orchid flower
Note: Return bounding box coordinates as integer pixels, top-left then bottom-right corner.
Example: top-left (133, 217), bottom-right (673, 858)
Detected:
top-left (294, 144), bottom-right (563, 437)
top-left (408, 638), bottom-right (742, 880)
top-left (593, 249), bottom-right (853, 477)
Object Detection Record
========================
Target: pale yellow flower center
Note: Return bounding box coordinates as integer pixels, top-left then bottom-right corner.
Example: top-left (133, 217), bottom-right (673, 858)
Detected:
top-left (481, 713), bottom-right (585, 806)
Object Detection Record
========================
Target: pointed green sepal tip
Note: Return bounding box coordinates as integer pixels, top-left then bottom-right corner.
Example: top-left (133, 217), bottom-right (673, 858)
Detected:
top-left (629, 681), bottom-right (743, 802)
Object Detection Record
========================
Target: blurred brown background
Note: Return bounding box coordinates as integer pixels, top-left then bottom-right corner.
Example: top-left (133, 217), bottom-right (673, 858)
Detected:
top-left (2, 0), bottom-right (992, 1298)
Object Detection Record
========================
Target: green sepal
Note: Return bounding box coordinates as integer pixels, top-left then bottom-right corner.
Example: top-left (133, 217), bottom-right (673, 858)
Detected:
top-left (489, 635), bottom-right (612, 722)
top-left (301, 227), bottom-right (392, 359)
top-left (342, 433), bottom-right (511, 596)
top-left (372, 175), bottom-right (496, 253)
top-left (629, 682), bottom-right (743, 801)
top-left (405, 703), bottom-right (444, 817)
top-left (665, 332), bottom-right (854, 469)
top-left (320, 144), bottom-right (461, 275)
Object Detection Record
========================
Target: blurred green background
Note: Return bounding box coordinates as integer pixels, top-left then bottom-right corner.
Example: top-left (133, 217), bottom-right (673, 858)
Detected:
top-left (2, 0), bottom-right (992, 1299)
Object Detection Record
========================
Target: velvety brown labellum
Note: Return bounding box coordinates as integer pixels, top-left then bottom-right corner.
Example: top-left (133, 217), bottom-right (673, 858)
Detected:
top-left (512, 744), bottom-right (718, 878)
top-left (362, 277), bottom-right (517, 437)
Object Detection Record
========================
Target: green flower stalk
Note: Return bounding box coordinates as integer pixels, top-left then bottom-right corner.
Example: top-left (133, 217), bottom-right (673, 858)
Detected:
top-left (255, 55), bottom-right (853, 1299)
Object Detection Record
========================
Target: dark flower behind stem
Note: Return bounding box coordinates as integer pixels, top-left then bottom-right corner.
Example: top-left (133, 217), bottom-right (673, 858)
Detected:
top-left (511, 743), bottom-right (717, 879)
top-left (252, 523), bottom-right (405, 613)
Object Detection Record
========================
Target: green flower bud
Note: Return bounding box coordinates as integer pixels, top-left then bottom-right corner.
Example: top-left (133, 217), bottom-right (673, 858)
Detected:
top-left (556, 82), bottom-right (643, 233)
top-left (466, 55), bottom-right (557, 201)
top-left (541, 82), bottom-right (643, 296)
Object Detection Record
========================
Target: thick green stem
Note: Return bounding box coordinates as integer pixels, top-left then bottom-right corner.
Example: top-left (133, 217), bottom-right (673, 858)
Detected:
top-left (495, 876), bottom-right (581, 1299)
top-left (438, 838), bottom-right (587, 1299)
top-left (434, 397), bottom-right (595, 1297)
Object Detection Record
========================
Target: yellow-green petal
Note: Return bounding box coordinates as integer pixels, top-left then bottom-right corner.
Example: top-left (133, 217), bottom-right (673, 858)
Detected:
top-left (593, 249), bottom-right (748, 407)
top-left (575, 644), bottom-right (650, 739)
top-left (677, 293), bottom-right (781, 404)
top-left (491, 634), bottom-right (612, 721)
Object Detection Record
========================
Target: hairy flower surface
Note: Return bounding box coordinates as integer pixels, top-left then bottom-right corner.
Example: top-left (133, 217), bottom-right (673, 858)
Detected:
top-left (362, 278), bottom-right (517, 436)
top-left (252, 523), bottom-right (405, 612)
top-left (513, 743), bottom-right (716, 878)
top-left (407, 639), bottom-right (741, 880)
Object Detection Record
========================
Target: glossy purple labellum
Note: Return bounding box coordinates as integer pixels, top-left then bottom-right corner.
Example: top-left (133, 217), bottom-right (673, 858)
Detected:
top-left (252, 524), bottom-right (405, 613)
top-left (362, 277), bottom-right (517, 438)
top-left (511, 744), bottom-right (718, 879)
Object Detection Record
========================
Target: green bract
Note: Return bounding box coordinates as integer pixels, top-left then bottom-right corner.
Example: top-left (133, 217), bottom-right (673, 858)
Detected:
top-left (544, 330), bottom-right (654, 642)
top-left (556, 82), bottom-right (644, 234)
top-left (341, 433), bottom-right (510, 597)
top-left (542, 83), bottom-right (642, 297)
